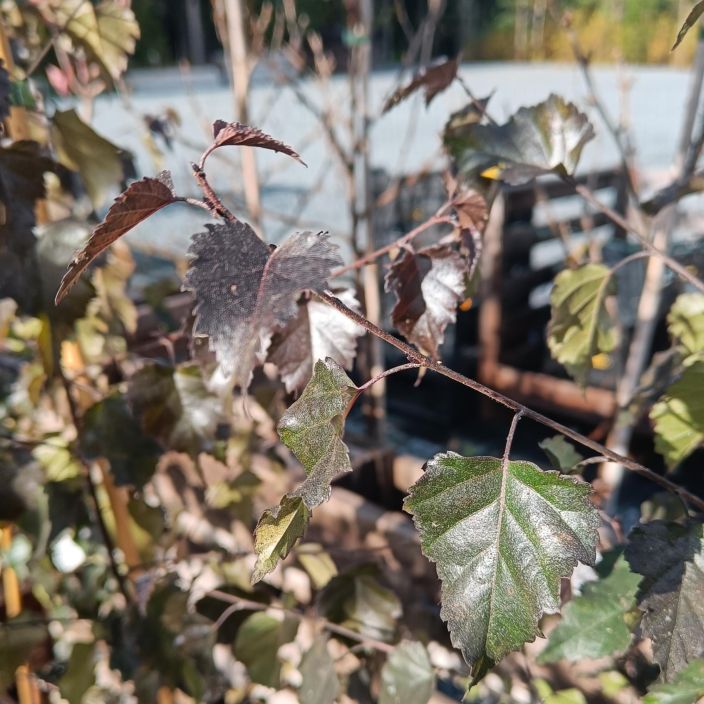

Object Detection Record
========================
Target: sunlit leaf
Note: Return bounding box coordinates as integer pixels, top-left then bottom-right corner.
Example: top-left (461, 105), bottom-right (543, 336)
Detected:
top-left (651, 360), bottom-right (704, 469)
top-left (538, 554), bottom-right (640, 663)
top-left (202, 120), bottom-right (306, 166)
top-left (39, 0), bottom-right (139, 81)
top-left (318, 565), bottom-right (402, 642)
top-left (297, 544), bottom-right (338, 589)
top-left (380, 641), bottom-right (436, 704)
top-left (252, 494), bottom-right (310, 584)
top-left (382, 56), bottom-right (459, 114)
top-left (547, 264), bottom-right (617, 384)
top-left (184, 222), bottom-right (341, 391)
top-left (385, 244), bottom-right (466, 358)
top-left (644, 658), bottom-right (704, 704)
top-left (82, 394), bottom-right (161, 488)
top-left (127, 361), bottom-right (222, 455)
top-left (56, 171), bottom-right (176, 303)
top-left (667, 293), bottom-right (704, 358)
top-left (404, 453), bottom-right (599, 683)
top-left (51, 108), bottom-right (125, 210)
top-left (447, 94), bottom-right (594, 185)
top-left (278, 357), bottom-right (357, 508)
top-left (539, 435), bottom-right (584, 473)
top-left (673, 1), bottom-right (704, 50)
top-left (299, 638), bottom-right (340, 704)
top-left (233, 612), bottom-right (298, 688)
top-left (268, 288), bottom-right (364, 393)
top-left (625, 521), bottom-right (704, 681)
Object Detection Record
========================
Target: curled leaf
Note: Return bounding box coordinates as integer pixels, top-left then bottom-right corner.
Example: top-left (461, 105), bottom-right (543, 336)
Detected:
top-left (268, 288), bottom-right (364, 393)
top-left (252, 495), bottom-right (310, 584)
top-left (404, 453), bottom-right (599, 682)
top-left (382, 56), bottom-right (460, 114)
top-left (278, 358), bottom-right (357, 509)
top-left (202, 120), bottom-right (306, 166)
top-left (56, 171), bottom-right (176, 303)
top-left (673, 1), bottom-right (704, 50)
top-left (184, 222), bottom-right (341, 391)
top-left (547, 264), bottom-right (617, 384)
top-left (385, 244), bottom-right (465, 358)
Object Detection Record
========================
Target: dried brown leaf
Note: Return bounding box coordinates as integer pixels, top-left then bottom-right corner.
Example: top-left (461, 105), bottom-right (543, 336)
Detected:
top-left (55, 171), bottom-right (177, 303)
top-left (382, 56), bottom-right (460, 114)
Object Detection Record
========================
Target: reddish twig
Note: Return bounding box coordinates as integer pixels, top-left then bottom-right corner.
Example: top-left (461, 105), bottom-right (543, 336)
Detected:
top-left (316, 291), bottom-right (704, 513)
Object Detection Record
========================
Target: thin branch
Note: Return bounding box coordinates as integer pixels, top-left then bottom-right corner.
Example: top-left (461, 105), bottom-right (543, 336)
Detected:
top-left (566, 177), bottom-right (704, 294)
top-left (207, 588), bottom-right (395, 654)
top-left (331, 203), bottom-right (454, 278)
top-left (355, 363), bottom-right (421, 394)
top-left (316, 291), bottom-right (704, 513)
top-left (190, 163), bottom-right (237, 221)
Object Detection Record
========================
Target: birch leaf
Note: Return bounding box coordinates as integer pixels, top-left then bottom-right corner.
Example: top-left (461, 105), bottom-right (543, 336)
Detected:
top-left (404, 453), bottom-right (599, 683)
top-left (183, 222), bottom-right (341, 391)
top-left (268, 288), bottom-right (364, 393)
top-left (625, 521), bottom-right (704, 681)
top-left (385, 244), bottom-right (465, 358)
top-left (547, 264), bottom-right (617, 384)
top-left (277, 358), bottom-right (357, 509)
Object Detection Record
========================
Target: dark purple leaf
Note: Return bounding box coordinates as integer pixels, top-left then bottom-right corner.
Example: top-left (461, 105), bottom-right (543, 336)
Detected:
top-left (268, 288), bottom-right (364, 393)
top-left (183, 221), bottom-right (342, 391)
top-left (385, 244), bottom-right (465, 358)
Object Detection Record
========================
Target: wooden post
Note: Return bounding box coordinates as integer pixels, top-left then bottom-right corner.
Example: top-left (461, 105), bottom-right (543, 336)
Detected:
top-left (350, 0), bottom-right (386, 442)
top-left (224, 0), bottom-right (262, 229)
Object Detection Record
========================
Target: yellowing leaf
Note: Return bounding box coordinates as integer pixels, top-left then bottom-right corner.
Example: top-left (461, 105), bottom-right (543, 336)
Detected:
top-left (547, 264), bottom-right (617, 384)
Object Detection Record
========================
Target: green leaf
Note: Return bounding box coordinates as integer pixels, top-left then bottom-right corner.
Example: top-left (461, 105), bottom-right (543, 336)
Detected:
top-left (252, 495), bottom-right (310, 584)
top-left (51, 109), bottom-right (125, 210)
top-left (651, 359), bottom-right (704, 469)
top-left (298, 638), bottom-right (340, 704)
top-left (644, 658), bottom-right (704, 704)
top-left (278, 358), bottom-right (357, 509)
top-left (446, 94), bottom-right (594, 185)
top-left (380, 641), bottom-right (436, 704)
top-left (128, 362), bottom-right (222, 455)
top-left (39, 0), bottom-right (139, 81)
top-left (673, 1), bottom-right (704, 50)
top-left (668, 293), bottom-right (704, 358)
top-left (538, 554), bottom-right (640, 663)
top-left (82, 394), bottom-right (161, 488)
top-left (547, 264), bottom-right (617, 384)
top-left (233, 612), bottom-right (298, 688)
top-left (404, 453), bottom-right (599, 682)
top-left (59, 641), bottom-right (96, 704)
top-left (318, 565), bottom-right (402, 642)
top-left (534, 680), bottom-right (588, 704)
top-left (539, 435), bottom-right (584, 473)
top-left (625, 521), bottom-right (704, 681)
